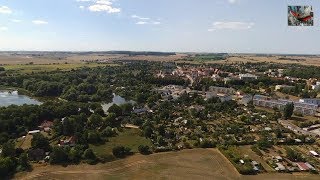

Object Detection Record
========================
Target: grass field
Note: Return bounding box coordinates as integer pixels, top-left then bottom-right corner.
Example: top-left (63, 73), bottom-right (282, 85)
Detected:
top-left (90, 128), bottom-right (152, 157)
top-left (3, 63), bottom-right (115, 74)
top-left (15, 148), bottom-right (320, 180)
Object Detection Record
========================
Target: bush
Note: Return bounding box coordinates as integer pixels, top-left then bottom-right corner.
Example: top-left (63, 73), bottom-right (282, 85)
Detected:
top-left (199, 139), bottom-right (216, 148)
top-left (112, 146), bottom-right (132, 158)
top-left (251, 145), bottom-right (263, 156)
top-left (83, 149), bottom-right (97, 165)
top-left (138, 145), bottom-right (151, 155)
top-left (101, 127), bottom-right (116, 137)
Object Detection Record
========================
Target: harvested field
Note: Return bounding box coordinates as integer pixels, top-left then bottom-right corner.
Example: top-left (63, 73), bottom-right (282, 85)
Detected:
top-left (15, 149), bottom-right (319, 180)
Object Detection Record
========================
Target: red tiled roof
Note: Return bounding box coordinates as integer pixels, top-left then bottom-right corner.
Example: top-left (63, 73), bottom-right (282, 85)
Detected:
top-left (296, 162), bottom-right (309, 171)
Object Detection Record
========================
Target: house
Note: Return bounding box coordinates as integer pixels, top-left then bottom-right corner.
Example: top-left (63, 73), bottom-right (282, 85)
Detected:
top-left (251, 161), bottom-right (259, 166)
top-left (294, 139), bottom-right (302, 143)
top-left (239, 73), bottom-right (258, 81)
top-left (28, 148), bottom-right (45, 161)
top-left (253, 166), bottom-right (259, 171)
top-left (209, 86), bottom-right (235, 95)
top-left (309, 150), bottom-right (319, 157)
top-left (240, 94), bottom-right (253, 106)
top-left (59, 136), bottom-right (76, 147)
top-left (217, 94), bottom-right (232, 102)
top-left (275, 156), bottom-right (283, 162)
top-left (299, 98), bottom-right (320, 106)
top-left (133, 107), bottom-right (148, 114)
top-left (28, 130), bottom-right (40, 135)
top-left (296, 162), bottom-right (315, 171)
top-left (275, 85), bottom-right (295, 91)
top-left (275, 163), bottom-right (286, 171)
top-left (239, 159), bottom-right (245, 164)
top-left (38, 120), bottom-right (53, 132)
top-left (311, 82), bottom-right (320, 91)
top-left (264, 127), bottom-right (272, 131)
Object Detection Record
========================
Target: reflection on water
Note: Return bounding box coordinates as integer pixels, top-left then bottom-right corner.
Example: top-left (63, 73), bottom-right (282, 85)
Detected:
top-left (102, 94), bottom-right (135, 113)
top-left (0, 91), bottom-right (42, 107)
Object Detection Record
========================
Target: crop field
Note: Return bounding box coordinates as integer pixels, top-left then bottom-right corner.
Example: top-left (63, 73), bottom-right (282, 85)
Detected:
top-left (15, 148), bottom-right (320, 180)
top-left (2, 63), bottom-right (115, 74)
top-left (224, 55), bottom-right (320, 67)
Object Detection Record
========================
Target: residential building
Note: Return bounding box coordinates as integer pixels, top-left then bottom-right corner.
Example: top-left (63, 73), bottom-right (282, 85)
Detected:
top-left (239, 73), bottom-right (258, 81)
top-left (275, 85), bottom-right (295, 91)
top-left (209, 86), bottom-right (235, 95)
top-left (253, 95), bottom-right (319, 116)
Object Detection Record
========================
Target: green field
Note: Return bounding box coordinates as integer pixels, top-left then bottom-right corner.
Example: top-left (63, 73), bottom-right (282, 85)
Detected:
top-left (90, 128), bottom-right (152, 157)
top-left (3, 63), bottom-right (115, 74)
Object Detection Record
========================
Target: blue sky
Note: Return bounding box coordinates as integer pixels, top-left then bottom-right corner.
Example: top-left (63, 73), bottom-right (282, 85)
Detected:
top-left (0, 0), bottom-right (320, 54)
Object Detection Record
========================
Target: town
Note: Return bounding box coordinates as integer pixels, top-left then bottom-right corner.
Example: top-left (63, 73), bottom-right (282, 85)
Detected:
top-left (0, 59), bottom-right (320, 179)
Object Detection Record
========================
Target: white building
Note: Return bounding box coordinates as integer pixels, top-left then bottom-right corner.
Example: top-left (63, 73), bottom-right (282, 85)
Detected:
top-left (209, 86), bottom-right (235, 94)
top-left (253, 95), bottom-right (319, 116)
top-left (311, 82), bottom-right (320, 91)
top-left (275, 85), bottom-right (295, 91)
top-left (310, 150), bottom-right (319, 157)
top-left (299, 98), bottom-right (320, 106)
top-left (239, 73), bottom-right (258, 81)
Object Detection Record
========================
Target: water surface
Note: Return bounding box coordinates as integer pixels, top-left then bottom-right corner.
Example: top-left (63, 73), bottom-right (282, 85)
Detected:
top-left (0, 91), bottom-right (42, 107)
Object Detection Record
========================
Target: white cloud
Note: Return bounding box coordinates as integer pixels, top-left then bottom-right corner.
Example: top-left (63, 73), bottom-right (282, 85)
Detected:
top-left (88, 0), bottom-right (120, 13)
top-left (76, 0), bottom-right (93, 2)
top-left (32, 20), bottom-right (49, 25)
top-left (132, 14), bottom-right (161, 25)
top-left (152, 21), bottom-right (161, 25)
top-left (136, 21), bottom-right (147, 25)
top-left (227, 0), bottom-right (239, 4)
top-left (79, 5), bottom-right (85, 9)
top-left (0, 6), bottom-right (12, 14)
top-left (131, 15), bottom-right (150, 20)
top-left (208, 21), bottom-right (254, 31)
top-left (0, 26), bottom-right (8, 31)
top-left (11, 19), bottom-right (22, 23)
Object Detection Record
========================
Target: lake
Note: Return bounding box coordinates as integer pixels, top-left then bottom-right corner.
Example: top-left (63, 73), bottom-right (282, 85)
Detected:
top-left (102, 94), bottom-right (135, 113)
top-left (0, 90), bottom-right (42, 107)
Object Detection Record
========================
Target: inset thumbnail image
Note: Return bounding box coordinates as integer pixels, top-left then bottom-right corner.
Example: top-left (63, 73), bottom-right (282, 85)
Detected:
top-left (288, 6), bottom-right (313, 26)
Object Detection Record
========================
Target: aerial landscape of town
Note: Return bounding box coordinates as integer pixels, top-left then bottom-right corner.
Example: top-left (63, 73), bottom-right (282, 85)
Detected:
top-left (1, 0), bottom-right (320, 180)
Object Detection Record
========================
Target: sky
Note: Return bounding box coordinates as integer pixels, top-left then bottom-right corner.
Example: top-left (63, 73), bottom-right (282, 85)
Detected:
top-left (0, 0), bottom-right (320, 54)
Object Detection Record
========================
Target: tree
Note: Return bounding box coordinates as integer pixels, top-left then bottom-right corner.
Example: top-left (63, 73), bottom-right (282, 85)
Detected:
top-left (31, 133), bottom-right (51, 151)
top-left (108, 104), bottom-right (122, 117)
top-left (257, 138), bottom-right (272, 150)
top-left (17, 153), bottom-right (31, 171)
top-left (120, 103), bottom-right (133, 115)
top-left (112, 146), bottom-right (131, 158)
top-left (143, 126), bottom-right (153, 138)
top-left (1, 141), bottom-right (15, 158)
top-left (101, 126), bottom-right (116, 137)
top-left (286, 147), bottom-right (304, 162)
top-left (68, 148), bottom-right (81, 164)
top-left (138, 145), bottom-right (151, 155)
top-left (0, 67), bottom-right (5, 71)
top-left (0, 157), bottom-right (15, 177)
top-left (83, 148), bottom-right (97, 164)
top-left (104, 113), bottom-right (118, 127)
top-left (283, 103), bottom-right (294, 120)
top-left (50, 146), bottom-right (68, 164)
top-left (87, 131), bottom-right (101, 144)
top-left (87, 114), bottom-right (103, 129)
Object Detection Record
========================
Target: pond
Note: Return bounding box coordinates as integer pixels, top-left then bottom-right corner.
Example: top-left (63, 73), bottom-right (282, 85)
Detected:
top-left (0, 90), bottom-right (42, 107)
top-left (102, 94), bottom-right (135, 113)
